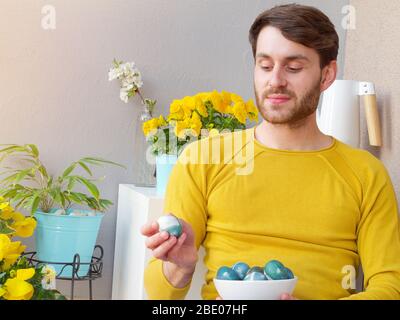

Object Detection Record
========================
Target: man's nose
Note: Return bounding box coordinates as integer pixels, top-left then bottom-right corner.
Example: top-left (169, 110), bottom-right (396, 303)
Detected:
top-left (268, 66), bottom-right (287, 88)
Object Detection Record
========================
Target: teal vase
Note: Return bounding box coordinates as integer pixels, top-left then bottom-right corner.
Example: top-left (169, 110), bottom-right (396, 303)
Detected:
top-left (34, 209), bottom-right (104, 278)
top-left (156, 154), bottom-right (178, 196)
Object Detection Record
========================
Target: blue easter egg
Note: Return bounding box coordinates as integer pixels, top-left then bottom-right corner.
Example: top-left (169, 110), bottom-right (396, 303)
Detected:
top-left (157, 215), bottom-right (182, 237)
top-left (216, 266), bottom-right (240, 280)
top-left (264, 260), bottom-right (289, 280)
top-left (285, 267), bottom-right (294, 279)
top-left (243, 266), bottom-right (267, 281)
top-left (232, 262), bottom-right (250, 280)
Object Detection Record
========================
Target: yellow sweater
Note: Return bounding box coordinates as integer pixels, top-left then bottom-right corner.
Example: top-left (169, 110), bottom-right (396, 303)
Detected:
top-left (144, 127), bottom-right (400, 300)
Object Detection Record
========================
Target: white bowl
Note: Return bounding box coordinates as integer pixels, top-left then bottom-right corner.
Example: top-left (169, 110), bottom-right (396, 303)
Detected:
top-left (214, 276), bottom-right (298, 300)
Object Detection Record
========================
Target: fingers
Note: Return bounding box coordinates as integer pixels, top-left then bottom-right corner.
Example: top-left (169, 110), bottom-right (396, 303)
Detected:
top-left (175, 232), bottom-right (187, 248)
top-left (145, 231), bottom-right (170, 250)
top-left (141, 221), bottom-right (159, 237)
top-left (152, 235), bottom-right (178, 260)
top-left (280, 293), bottom-right (297, 300)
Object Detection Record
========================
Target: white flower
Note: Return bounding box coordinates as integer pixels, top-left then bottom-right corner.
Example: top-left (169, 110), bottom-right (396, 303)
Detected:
top-left (121, 62), bottom-right (136, 75)
top-left (120, 85), bottom-right (133, 103)
top-left (108, 67), bottom-right (123, 81)
top-left (110, 60), bottom-right (144, 102)
top-left (132, 71), bottom-right (143, 88)
top-left (41, 265), bottom-right (57, 290)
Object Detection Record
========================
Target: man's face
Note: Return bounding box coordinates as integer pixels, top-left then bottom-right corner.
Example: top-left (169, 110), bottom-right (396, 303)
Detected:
top-left (254, 26), bottom-right (324, 125)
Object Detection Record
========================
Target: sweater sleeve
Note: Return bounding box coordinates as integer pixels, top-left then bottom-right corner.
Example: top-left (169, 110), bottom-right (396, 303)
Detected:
top-left (144, 142), bottom-right (208, 300)
top-left (341, 162), bottom-right (400, 300)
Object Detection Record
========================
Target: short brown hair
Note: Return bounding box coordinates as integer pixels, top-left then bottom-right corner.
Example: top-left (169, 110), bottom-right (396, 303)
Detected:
top-left (249, 3), bottom-right (339, 69)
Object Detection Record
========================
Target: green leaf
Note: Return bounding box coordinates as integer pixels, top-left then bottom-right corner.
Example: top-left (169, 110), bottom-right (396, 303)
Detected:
top-left (61, 162), bottom-right (77, 179)
top-left (99, 199), bottom-right (113, 210)
top-left (47, 176), bottom-right (53, 188)
top-left (59, 191), bottom-right (66, 208)
top-left (66, 176), bottom-right (76, 191)
top-left (67, 192), bottom-right (83, 204)
top-left (38, 165), bottom-right (49, 180)
top-left (0, 220), bottom-right (15, 234)
top-left (78, 161), bottom-right (92, 176)
top-left (1, 172), bottom-right (20, 185)
top-left (75, 177), bottom-right (99, 199)
top-left (53, 188), bottom-right (62, 205)
top-left (31, 194), bottom-right (41, 214)
top-left (80, 157), bottom-right (126, 169)
top-left (15, 168), bottom-right (33, 184)
top-left (0, 145), bottom-right (25, 154)
top-left (27, 144), bottom-right (39, 157)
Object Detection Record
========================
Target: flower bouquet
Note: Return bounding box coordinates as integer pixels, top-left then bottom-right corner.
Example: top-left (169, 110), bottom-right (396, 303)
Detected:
top-left (142, 90), bottom-right (259, 156)
top-left (141, 90), bottom-right (258, 195)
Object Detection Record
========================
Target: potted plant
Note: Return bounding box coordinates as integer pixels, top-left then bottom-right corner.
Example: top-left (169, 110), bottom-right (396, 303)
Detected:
top-left (0, 144), bottom-right (124, 277)
top-left (142, 90), bottom-right (259, 195)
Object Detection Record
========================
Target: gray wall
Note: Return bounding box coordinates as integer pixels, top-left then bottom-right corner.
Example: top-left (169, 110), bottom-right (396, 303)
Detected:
top-left (345, 0), bottom-right (400, 199)
top-left (0, 0), bottom-right (348, 299)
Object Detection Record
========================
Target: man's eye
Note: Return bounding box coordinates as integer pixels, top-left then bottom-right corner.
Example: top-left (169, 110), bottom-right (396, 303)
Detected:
top-left (261, 66), bottom-right (272, 71)
top-left (287, 67), bottom-right (302, 72)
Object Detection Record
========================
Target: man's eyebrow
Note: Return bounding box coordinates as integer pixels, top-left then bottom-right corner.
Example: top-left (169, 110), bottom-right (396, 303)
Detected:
top-left (256, 53), bottom-right (310, 62)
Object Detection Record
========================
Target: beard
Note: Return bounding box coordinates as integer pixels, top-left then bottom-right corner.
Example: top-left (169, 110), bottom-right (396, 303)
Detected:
top-left (255, 75), bottom-right (322, 126)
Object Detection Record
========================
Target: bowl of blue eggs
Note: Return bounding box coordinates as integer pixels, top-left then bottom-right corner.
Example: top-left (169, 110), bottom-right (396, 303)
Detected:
top-left (213, 260), bottom-right (298, 300)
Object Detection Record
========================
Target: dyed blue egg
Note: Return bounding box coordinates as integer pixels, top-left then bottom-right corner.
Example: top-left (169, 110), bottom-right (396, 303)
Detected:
top-left (264, 260), bottom-right (289, 280)
top-left (157, 215), bottom-right (182, 237)
top-left (232, 262), bottom-right (250, 280)
top-left (244, 271), bottom-right (267, 281)
top-left (244, 266), bottom-right (267, 281)
top-left (216, 266), bottom-right (240, 280)
top-left (285, 267), bottom-right (294, 279)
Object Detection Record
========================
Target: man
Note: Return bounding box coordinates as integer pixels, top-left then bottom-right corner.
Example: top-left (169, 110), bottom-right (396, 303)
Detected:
top-left (141, 4), bottom-right (400, 299)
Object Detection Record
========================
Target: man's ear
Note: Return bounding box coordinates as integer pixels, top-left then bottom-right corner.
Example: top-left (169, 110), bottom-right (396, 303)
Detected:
top-left (320, 60), bottom-right (337, 92)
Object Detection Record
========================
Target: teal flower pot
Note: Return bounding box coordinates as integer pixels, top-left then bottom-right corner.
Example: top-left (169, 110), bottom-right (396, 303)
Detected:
top-left (34, 209), bottom-right (104, 278)
top-left (156, 154), bottom-right (178, 196)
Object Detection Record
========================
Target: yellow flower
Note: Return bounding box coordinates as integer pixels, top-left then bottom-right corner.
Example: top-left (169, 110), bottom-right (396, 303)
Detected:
top-left (230, 92), bottom-right (244, 103)
top-left (245, 99), bottom-right (259, 122)
top-left (0, 286), bottom-right (6, 298)
top-left (11, 216), bottom-right (37, 238)
top-left (1, 239), bottom-right (26, 271)
top-left (195, 92), bottom-right (210, 103)
top-left (169, 99), bottom-right (185, 120)
top-left (16, 268), bottom-right (35, 281)
top-left (232, 101), bottom-right (247, 124)
top-left (3, 278), bottom-right (34, 300)
top-left (188, 112), bottom-right (202, 137)
top-left (174, 118), bottom-right (191, 139)
top-left (158, 115), bottom-right (167, 127)
top-left (193, 96), bottom-right (208, 117)
top-left (0, 202), bottom-right (14, 220)
top-left (182, 96), bottom-right (197, 117)
top-left (0, 233), bottom-right (11, 260)
top-left (221, 91), bottom-right (232, 105)
top-left (142, 117), bottom-right (161, 137)
top-left (210, 90), bottom-right (226, 113)
top-left (0, 201), bottom-right (10, 210)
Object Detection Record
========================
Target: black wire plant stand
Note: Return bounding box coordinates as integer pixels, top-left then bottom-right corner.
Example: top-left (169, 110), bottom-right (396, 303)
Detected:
top-left (23, 245), bottom-right (104, 300)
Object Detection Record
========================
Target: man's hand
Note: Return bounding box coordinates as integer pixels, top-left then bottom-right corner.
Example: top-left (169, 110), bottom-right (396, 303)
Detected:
top-left (141, 214), bottom-right (198, 287)
top-left (280, 293), bottom-right (298, 300)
